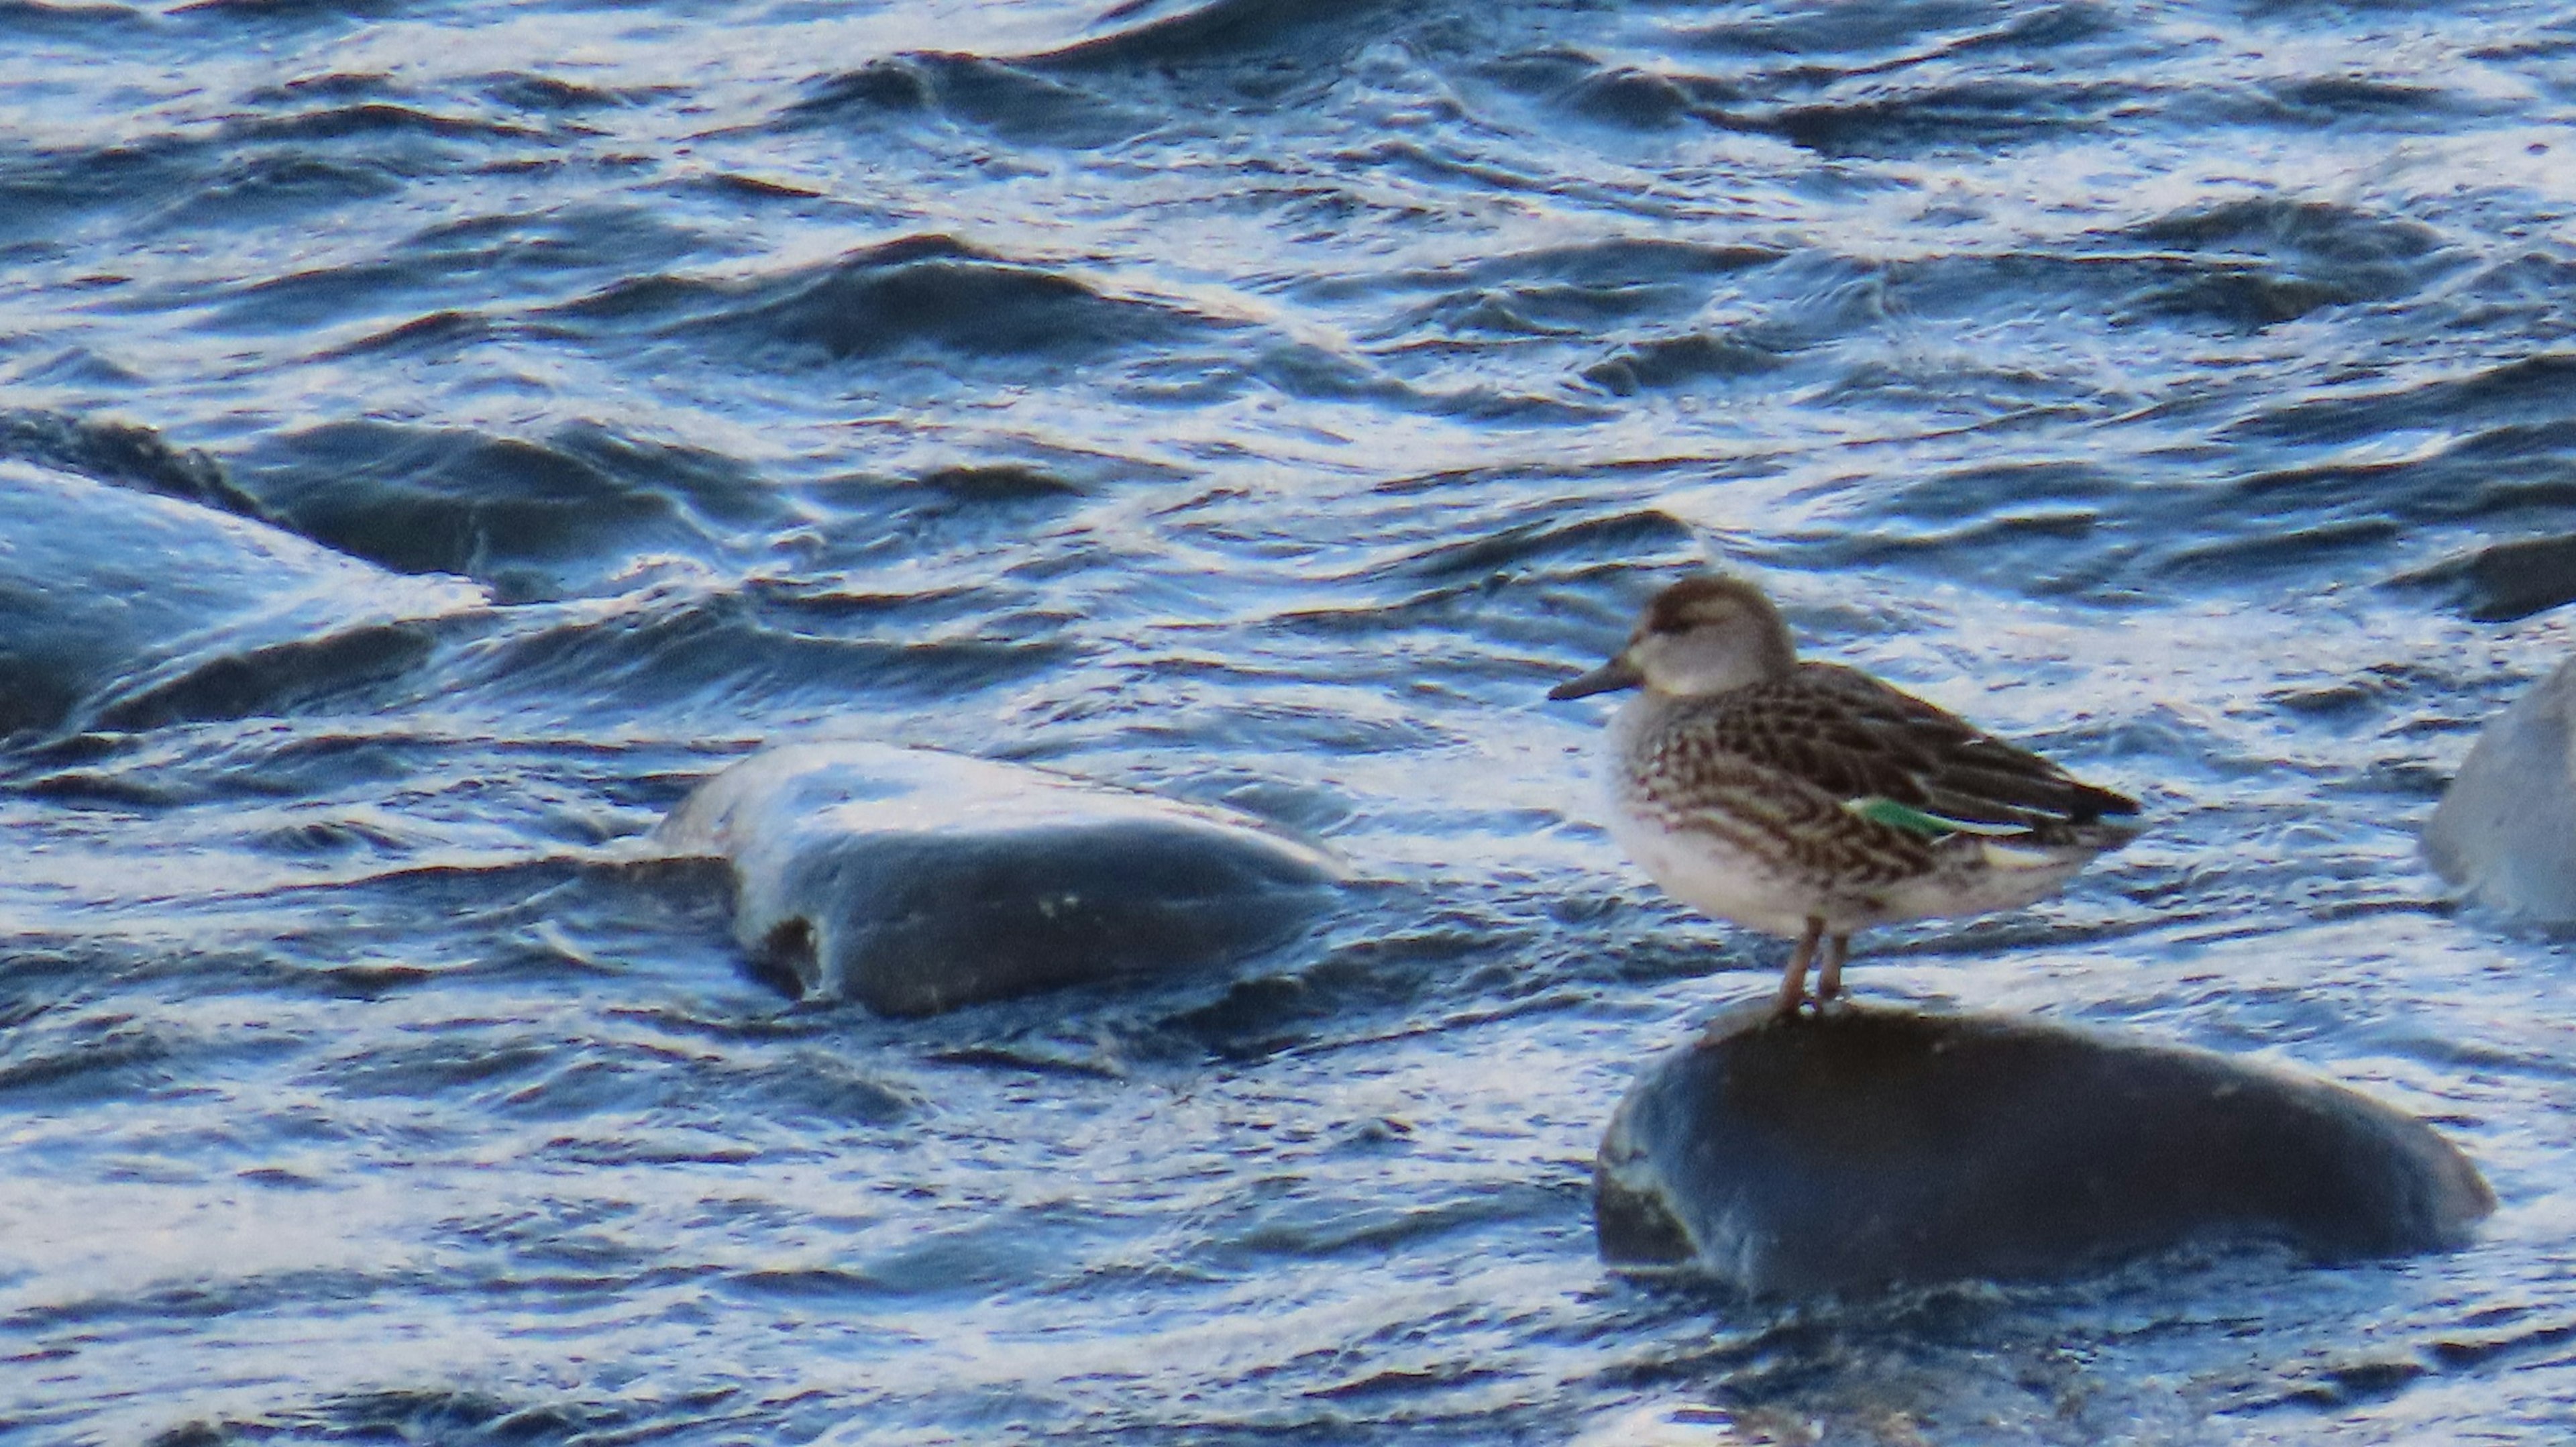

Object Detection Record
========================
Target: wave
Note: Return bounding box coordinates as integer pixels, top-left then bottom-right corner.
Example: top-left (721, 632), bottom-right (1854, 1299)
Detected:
top-left (549, 233), bottom-right (1236, 370)
top-left (0, 408), bottom-right (269, 520)
top-left (785, 52), bottom-right (1153, 149)
top-left (0, 453), bottom-right (485, 739)
top-left (441, 590), bottom-right (1077, 724)
top-left (1024, 0), bottom-right (1397, 71)
top-left (234, 419), bottom-right (786, 602)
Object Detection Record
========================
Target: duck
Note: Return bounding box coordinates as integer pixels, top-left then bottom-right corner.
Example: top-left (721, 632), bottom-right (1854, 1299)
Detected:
top-left (1550, 574), bottom-right (2139, 1017)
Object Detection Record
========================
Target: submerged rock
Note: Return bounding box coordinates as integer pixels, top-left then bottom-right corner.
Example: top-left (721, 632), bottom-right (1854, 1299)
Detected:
top-left (653, 741), bottom-right (1345, 1016)
top-left (2424, 654), bottom-right (2576, 924)
top-left (1596, 1005), bottom-right (2492, 1295)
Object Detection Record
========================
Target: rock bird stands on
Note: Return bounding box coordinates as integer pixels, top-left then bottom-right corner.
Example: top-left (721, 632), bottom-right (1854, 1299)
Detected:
top-left (1550, 576), bottom-right (2139, 1017)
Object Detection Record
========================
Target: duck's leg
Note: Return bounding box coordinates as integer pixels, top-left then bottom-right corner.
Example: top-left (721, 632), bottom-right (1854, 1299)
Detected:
top-left (1816, 932), bottom-right (1850, 1004)
top-left (1771, 917), bottom-right (1824, 1018)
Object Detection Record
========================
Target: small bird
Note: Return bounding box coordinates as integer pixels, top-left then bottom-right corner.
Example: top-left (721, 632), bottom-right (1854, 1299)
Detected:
top-left (1550, 575), bottom-right (2139, 1018)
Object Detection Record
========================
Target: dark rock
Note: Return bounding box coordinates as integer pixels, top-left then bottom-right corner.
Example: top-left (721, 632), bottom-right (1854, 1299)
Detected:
top-left (2425, 653), bottom-right (2576, 924)
top-left (1596, 1004), bottom-right (2493, 1295)
top-left (652, 742), bottom-right (1345, 1016)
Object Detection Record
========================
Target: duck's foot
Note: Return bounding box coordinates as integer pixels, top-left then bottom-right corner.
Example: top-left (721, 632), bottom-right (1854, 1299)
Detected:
top-left (1815, 932), bottom-right (1850, 1004)
top-left (1765, 917), bottom-right (1826, 1022)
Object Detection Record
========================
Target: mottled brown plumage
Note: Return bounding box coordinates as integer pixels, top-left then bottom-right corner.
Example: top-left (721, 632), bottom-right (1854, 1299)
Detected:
top-left (1662, 663), bottom-right (2137, 839)
top-left (1552, 574), bottom-right (2139, 1016)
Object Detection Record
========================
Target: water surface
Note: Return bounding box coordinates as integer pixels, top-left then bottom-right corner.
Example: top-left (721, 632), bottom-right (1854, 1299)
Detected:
top-left (5, 0), bottom-right (2576, 1441)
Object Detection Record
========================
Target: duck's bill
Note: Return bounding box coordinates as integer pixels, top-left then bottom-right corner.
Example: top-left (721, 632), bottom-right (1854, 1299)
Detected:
top-left (1548, 657), bottom-right (1642, 700)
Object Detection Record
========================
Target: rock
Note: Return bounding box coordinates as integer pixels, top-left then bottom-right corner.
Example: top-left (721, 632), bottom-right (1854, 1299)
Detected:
top-left (1595, 1004), bottom-right (2493, 1295)
top-left (653, 741), bottom-right (1346, 1016)
top-left (0, 458), bottom-right (486, 737)
top-left (2424, 654), bottom-right (2576, 924)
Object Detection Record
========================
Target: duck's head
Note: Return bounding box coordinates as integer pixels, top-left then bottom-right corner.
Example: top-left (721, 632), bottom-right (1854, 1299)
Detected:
top-left (1548, 575), bottom-right (1797, 701)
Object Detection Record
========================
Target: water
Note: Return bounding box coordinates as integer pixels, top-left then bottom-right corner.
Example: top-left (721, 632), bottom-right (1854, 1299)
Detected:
top-left (3, 0), bottom-right (2575, 1440)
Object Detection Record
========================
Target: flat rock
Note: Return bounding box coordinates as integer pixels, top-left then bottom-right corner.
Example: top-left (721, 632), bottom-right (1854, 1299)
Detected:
top-left (653, 741), bottom-right (1346, 1016)
top-left (2424, 653), bottom-right (2576, 924)
top-left (1597, 1004), bottom-right (2493, 1296)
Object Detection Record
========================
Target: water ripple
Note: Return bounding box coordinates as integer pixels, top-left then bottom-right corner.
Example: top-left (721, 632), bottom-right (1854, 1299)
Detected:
top-left (5, 0), bottom-right (2576, 1440)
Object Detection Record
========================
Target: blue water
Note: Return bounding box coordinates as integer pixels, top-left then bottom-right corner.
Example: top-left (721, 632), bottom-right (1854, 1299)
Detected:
top-left (5, 0), bottom-right (2576, 1440)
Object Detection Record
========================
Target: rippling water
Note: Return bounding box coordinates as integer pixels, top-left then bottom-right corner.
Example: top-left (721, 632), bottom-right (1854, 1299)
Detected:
top-left (5, 0), bottom-right (2576, 1441)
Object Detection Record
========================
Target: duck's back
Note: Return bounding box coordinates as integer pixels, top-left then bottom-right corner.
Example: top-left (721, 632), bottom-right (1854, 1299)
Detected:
top-left (1624, 662), bottom-right (2139, 847)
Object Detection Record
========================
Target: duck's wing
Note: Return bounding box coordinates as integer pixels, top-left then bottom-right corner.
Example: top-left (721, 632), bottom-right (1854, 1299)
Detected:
top-left (1695, 663), bottom-right (2138, 840)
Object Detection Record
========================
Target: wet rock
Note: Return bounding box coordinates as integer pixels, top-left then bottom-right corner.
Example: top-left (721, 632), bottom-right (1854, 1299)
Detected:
top-left (653, 741), bottom-right (1345, 1016)
top-left (2425, 654), bottom-right (2576, 922)
top-left (1596, 1005), bottom-right (2492, 1295)
top-left (0, 458), bottom-right (486, 738)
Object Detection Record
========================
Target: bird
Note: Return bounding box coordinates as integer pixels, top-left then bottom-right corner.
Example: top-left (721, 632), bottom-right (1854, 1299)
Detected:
top-left (1548, 574), bottom-right (2139, 1018)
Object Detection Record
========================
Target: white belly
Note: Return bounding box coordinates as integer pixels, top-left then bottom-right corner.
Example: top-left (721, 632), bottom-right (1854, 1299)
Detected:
top-left (1603, 800), bottom-right (1820, 939)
